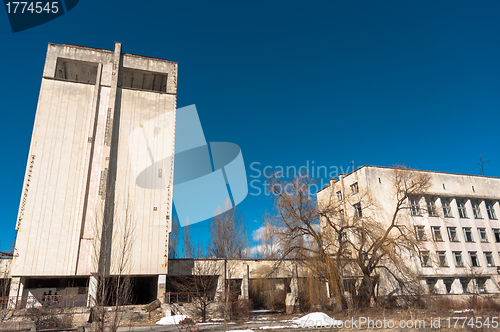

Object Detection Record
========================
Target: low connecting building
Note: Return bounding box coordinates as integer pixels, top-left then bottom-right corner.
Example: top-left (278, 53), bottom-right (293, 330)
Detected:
top-left (318, 165), bottom-right (500, 298)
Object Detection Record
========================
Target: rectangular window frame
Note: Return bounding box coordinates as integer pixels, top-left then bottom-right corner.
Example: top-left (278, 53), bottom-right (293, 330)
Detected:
top-left (415, 226), bottom-right (426, 241)
top-left (454, 251), bottom-right (463, 267)
top-left (494, 229), bottom-right (500, 243)
top-left (469, 251), bottom-right (479, 267)
top-left (421, 251), bottom-right (431, 267)
top-left (350, 182), bottom-right (359, 194)
top-left (447, 227), bottom-right (458, 242)
top-left (484, 252), bottom-right (494, 267)
top-left (442, 198), bottom-right (453, 218)
top-left (457, 199), bottom-right (468, 219)
top-left (354, 203), bottom-right (362, 218)
top-left (486, 201), bottom-right (497, 220)
top-left (409, 196), bottom-right (421, 216)
top-left (463, 227), bottom-right (474, 242)
top-left (472, 200), bottom-right (482, 219)
top-left (426, 197), bottom-right (438, 217)
top-left (438, 251), bottom-right (448, 267)
top-left (431, 226), bottom-right (443, 242)
top-left (478, 228), bottom-right (488, 243)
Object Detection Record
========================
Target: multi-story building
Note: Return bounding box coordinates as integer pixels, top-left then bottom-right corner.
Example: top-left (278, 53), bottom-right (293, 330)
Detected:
top-left (9, 42), bottom-right (177, 305)
top-left (318, 165), bottom-right (500, 297)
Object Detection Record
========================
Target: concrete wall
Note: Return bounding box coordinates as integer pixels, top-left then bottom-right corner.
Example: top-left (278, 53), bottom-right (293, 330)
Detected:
top-left (318, 165), bottom-right (500, 295)
top-left (0, 257), bottom-right (11, 278)
top-left (11, 43), bottom-right (177, 278)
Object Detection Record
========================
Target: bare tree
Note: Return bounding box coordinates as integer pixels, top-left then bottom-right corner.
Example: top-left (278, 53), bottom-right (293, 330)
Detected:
top-left (320, 165), bottom-right (432, 307)
top-left (168, 258), bottom-right (220, 322)
top-left (266, 166), bottom-right (432, 309)
top-left (169, 216), bottom-right (179, 259)
top-left (209, 199), bottom-right (248, 259)
top-left (183, 217), bottom-right (194, 258)
top-left (91, 195), bottom-right (135, 332)
top-left (265, 172), bottom-right (348, 309)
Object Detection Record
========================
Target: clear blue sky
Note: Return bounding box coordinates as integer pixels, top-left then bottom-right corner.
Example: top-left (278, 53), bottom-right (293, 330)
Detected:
top-left (1, 1), bottom-right (499, 253)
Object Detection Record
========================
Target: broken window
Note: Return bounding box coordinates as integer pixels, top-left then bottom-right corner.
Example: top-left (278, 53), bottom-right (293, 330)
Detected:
top-left (469, 251), bottom-right (479, 267)
top-left (54, 58), bottom-right (98, 84)
top-left (447, 227), bottom-right (458, 242)
top-left (409, 196), bottom-right (421, 216)
top-left (454, 251), bottom-right (463, 267)
top-left (442, 198), bottom-right (453, 218)
top-left (431, 226), bottom-right (443, 241)
top-left (472, 200), bottom-right (482, 219)
top-left (463, 227), bottom-right (474, 242)
top-left (457, 199), bottom-right (468, 218)
top-left (120, 67), bottom-right (168, 92)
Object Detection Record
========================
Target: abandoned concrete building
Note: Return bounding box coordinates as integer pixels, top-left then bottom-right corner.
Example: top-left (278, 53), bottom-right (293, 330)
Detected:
top-left (1, 42), bottom-right (306, 314)
top-left (7, 42), bottom-right (177, 307)
top-left (318, 165), bottom-right (500, 297)
top-left (3, 42), bottom-right (500, 316)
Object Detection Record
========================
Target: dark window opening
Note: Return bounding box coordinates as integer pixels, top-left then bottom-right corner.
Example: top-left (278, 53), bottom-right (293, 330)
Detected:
top-left (54, 58), bottom-right (98, 84)
top-left (120, 68), bottom-right (168, 92)
top-left (0, 278), bottom-right (11, 297)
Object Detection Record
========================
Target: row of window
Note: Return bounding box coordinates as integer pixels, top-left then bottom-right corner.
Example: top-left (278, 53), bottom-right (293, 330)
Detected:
top-left (426, 277), bottom-right (489, 294)
top-left (415, 225), bottom-right (500, 243)
top-left (421, 250), bottom-right (496, 268)
top-left (409, 197), bottom-right (497, 220)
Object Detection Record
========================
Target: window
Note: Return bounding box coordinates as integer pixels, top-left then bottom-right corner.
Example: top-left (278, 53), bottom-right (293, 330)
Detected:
top-left (463, 227), bottom-right (474, 242)
top-left (454, 251), bottom-right (463, 267)
top-left (443, 278), bottom-right (453, 293)
top-left (350, 182), bottom-right (359, 194)
top-left (415, 226), bottom-right (426, 241)
top-left (421, 251), bottom-right (431, 267)
top-left (447, 227), bottom-right (458, 242)
top-left (354, 203), bottom-right (362, 217)
top-left (55, 58), bottom-right (98, 84)
top-left (478, 228), bottom-right (488, 243)
top-left (426, 197), bottom-right (438, 217)
top-left (485, 252), bottom-right (494, 267)
top-left (442, 198), bottom-right (453, 218)
top-left (477, 278), bottom-right (488, 293)
top-left (409, 196), bottom-right (421, 216)
top-left (457, 199), bottom-right (468, 218)
top-left (426, 278), bottom-right (437, 294)
top-left (486, 201), bottom-right (497, 220)
top-left (472, 200), bottom-right (482, 219)
top-left (120, 68), bottom-right (168, 92)
top-left (460, 278), bottom-right (470, 293)
top-left (494, 229), bottom-right (500, 243)
top-left (431, 226), bottom-right (443, 241)
top-left (438, 251), bottom-right (448, 267)
top-left (469, 252), bottom-right (479, 267)
top-left (336, 191), bottom-right (342, 200)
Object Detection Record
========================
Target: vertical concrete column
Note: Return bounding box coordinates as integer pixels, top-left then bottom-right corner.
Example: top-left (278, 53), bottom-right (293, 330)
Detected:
top-left (98, 42), bottom-right (123, 275)
top-left (285, 265), bottom-right (299, 314)
top-left (157, 275), bottom-right (166, 303)
top-left (239, 264), bottom-right (249, 300)
top-left (8, 277), bottom-right (24, 309)
top-left (215, 260), bottom-right (226, 302)
top-left (88, 275), bottom-right (98, 307)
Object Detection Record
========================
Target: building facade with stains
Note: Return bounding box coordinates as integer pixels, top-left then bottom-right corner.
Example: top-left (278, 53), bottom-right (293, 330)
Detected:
top-left (9, 42), bottom-right (177, 305)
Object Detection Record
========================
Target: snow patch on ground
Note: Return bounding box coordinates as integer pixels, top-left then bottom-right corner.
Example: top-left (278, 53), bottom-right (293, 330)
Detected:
top-left (227, 330), bottom-right (254, 332)
top-left (156, 315), bottom-right (188, 325)
top-left (293, 312), bottom-right (343, 328)
top-left (453, 309), bottom-right (474, 313)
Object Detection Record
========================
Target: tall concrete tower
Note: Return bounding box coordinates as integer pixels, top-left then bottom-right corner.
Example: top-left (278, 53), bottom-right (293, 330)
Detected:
top-left (10, 43), bottom-right (177, 304)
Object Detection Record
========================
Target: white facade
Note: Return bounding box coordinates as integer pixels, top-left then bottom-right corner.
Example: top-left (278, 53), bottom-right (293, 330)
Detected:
top-left (9, 43), bottom-right (177, 302)
top-left (318, 165), bottom-right (500, 296)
